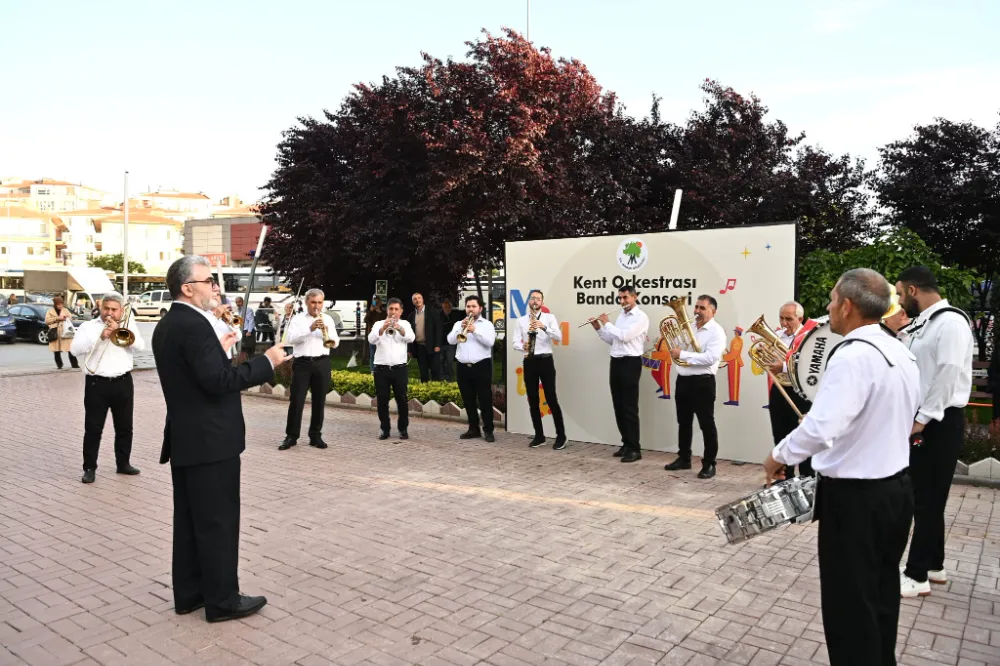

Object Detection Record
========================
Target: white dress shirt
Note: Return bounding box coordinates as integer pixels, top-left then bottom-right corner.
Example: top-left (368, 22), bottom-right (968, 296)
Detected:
top-left (368, 318), bottom-right (415, 365)
top-left (447, 316), bottom-right (496, 363)
top-left (772, 323), bottom-right (920, 479)
top-left (774, 324), bottom-right (802, 373)
top-left (284, 312), bottom-right (340, 357)
top-left (906, 299), bottom-right (974, 424)
top-left (209, 313), bottom-right (235, 359)
top-left (676, 318), bottom-right (727, 376)
top-left (596, 307), bottom-right (649, 357)
top-left (70, 316), bottom-right (146, 377)
top-left (512, 312), bottom-right (562, 355)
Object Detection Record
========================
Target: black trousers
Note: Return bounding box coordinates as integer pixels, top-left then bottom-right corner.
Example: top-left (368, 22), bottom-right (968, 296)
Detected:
top-left (457, 358), bottom-right (494, 433)
top-left (170, 457), bottom-right (241, 609)
top-left (904, 406), bottom-right (964, 582)
top-left (374, 364), bottom-right (409, 433)
top-left (285, 356), bottom-right (331, 439)
top-left (769, 383), bottom-right (813, 478)
top-left (609, 356), bottom-right (642, 452)
top-left (82, 373), bottom-right (133, 471)
top-left (413, 343), bottom-right (441, 382)
top-left (242, 333), bottom-right (256, 360)
top-left (818, 473), bottom-right (913, 666)
top-left (54, 351), bottom-right (79, 369)
top-left (676, 374), bottom-right (718, 465)
top-left (523, 354), bottom-right (565, 438)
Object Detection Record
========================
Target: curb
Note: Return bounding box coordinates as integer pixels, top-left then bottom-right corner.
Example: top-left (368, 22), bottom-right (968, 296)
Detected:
top-left (952, 475), bottom-right (1000, 490)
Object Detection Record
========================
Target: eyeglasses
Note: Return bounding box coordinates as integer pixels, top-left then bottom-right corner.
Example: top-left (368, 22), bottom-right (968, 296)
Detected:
top-left (184, 277), bottom-right (218, 287)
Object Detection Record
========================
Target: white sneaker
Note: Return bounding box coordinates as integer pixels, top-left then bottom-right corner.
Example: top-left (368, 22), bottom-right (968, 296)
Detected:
top-left (900, 573), bottom-right (931, 598)
top-left (928, 569), bottom-right (947, 584)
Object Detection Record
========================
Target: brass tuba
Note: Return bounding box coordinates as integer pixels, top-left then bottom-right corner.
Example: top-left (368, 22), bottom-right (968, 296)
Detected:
top-left (747, 314), bottom-right (792, 386)
top-left (655, 297), bottom-right (701, 366)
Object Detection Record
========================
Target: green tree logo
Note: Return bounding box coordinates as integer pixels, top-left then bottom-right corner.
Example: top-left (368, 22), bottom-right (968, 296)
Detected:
top-left (617, 238), bottom-right (647, 271)
top-left (622, 241), bottom-right (642, 267)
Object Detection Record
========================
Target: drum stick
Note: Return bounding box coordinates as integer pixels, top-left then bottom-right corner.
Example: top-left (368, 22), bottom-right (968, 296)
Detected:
top-left (766, 369), bottom-right (805, 420)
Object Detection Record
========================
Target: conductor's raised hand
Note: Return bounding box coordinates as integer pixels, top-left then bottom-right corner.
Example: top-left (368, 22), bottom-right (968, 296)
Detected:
top-left (220, 330), bottom-right (239, 353)
top-left (264, 343), bottom-right (289, 367)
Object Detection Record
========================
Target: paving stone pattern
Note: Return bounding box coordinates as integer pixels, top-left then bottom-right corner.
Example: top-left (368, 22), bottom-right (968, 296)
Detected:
top-left (0, 371), bottom-right (997, 666)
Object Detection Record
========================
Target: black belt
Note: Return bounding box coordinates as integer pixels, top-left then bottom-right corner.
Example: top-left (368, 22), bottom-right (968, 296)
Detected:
top-left (295, 355), bottom-right (329, 360)
top-left (525, 353), bottom-right (552, 359)
top-left (89, 372), bottom-right (131, 382)
top-left (820, 468), bottom-right (908, 485)
top-left (374, 363), bottom-right (407, 370)
top-left (461, 358), bottom-right (490, 367)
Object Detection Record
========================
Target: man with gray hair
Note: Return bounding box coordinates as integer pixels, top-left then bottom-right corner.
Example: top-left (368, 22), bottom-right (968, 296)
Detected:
top-left (153, 255), bottom-right (287, 622)
top-left (764, 268), bottom-right (919, 666)
top-left (280, 287), bottom-right (339, 450)
top-left (766, 300), bottom-right (813, 479)
top-left (70, 290), bottom-right (144, 484)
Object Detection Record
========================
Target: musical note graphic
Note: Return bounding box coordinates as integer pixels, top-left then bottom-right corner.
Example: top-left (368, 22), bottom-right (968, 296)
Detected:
top-left (719, 278), bottom-right (737, 295)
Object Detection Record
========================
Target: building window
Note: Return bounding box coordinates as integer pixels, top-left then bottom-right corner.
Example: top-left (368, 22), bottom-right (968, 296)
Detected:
top-left (85, 235), bottom-right (93, 243)
top-left (38, 201), bottom-right (55, 211)
top-left (36, 188), bottom-right (51, 196)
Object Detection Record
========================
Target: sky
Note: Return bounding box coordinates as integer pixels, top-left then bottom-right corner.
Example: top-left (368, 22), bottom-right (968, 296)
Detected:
top-left (1, 0), bottom-right (998, 203)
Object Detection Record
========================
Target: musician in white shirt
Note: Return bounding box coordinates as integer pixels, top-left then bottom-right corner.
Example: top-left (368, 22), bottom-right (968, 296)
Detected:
top-left (663, 295), bottom-right (727, 478)
top-left (765, 301), bottom-right (813, 479)
top-left (764, 268), bottom-right (919, 666)
top-left (895, 266), bottom-right (974, 598)
top-left (70, 291), bottom-right (144, 484)
top-left (512, 290), bottom-right (567, 450)
top-left (279, 288), bottom-right (339, 451)
top-left (446, 296), bottom-right (497, 442)
top-left (591, 286), bottom-right (649, 463)
top-left (368, 297), bottom-right (415, 440)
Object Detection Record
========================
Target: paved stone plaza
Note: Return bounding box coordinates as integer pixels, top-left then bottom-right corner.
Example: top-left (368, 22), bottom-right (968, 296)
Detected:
top-left (1, 370), bottom-right (997, 666)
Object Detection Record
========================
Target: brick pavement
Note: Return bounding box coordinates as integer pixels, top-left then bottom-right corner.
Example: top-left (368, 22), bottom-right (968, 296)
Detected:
top-left (0, 370), bottom-right (997, 666)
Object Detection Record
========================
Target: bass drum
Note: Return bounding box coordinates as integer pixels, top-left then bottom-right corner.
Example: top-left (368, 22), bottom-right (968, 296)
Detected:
top-left (787, 316), bottom-right (844, 403)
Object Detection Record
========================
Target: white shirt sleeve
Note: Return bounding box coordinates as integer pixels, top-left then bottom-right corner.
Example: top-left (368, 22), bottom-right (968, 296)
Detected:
top-left (325, 315), bottom-right (340, 346)
top-left (512, 318), bottom-right (525, 352)
top-left (399, 320), bottom-right (415, 343)
top-left (471, 319), bottom-right (496, 347)
top-left (70, 320), bottom-right (101, 357)
top-left (599, 313), bottom-right (647, 343)
top-left (772, 351), bottom-right (872, 465)
top-left (446, 321), bottom-right (461, 346)
top-left (915, 318), bottom-right (972, 425)
top-left (367, 320), bottom-right (382, 345)
top-left (129, 320), bottom-right (146, 352)
top-left (541, 313), bottom-right (562, 342)
top-left (680, 324), bottom-right (726, 366)
top-left (285, 316), bottom-right (310, 345)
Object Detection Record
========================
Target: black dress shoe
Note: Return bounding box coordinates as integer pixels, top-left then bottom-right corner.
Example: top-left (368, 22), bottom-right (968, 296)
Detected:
top-left (529, 436), bottom-right (546, 448)
top-left (698, 464), bottom-right (717, 479)
top-left (116, 464), bottom-right (140, 475)
top-left (459, 430), bottom-right (482, 440)
top-left (205, 594), bottom-right (267, 623)
top-left (664, 458), bottom-right (692, 471)
top-left (484, 432), bottom-right (496, 443)
top-left (613, 446), bottom-right (626, 457)
top-left (399, 431), bottom-right (409, 440)
top-left (175, 599), bottom-right (205, 615)
top-left (309, 438), bottom-right (328, 449)
top-left (81, 469), bottom-right (95, 484)
top-left (378, 431), bottom-right (390, 440)
top-left (553, 436), bottom-right (567, 451)
top-left (278, 438), bottom-right (297, 451)
top-left (620, 450), bottom-right (642, 463)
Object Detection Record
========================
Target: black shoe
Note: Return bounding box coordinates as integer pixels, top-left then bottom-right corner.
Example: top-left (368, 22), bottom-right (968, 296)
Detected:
top-left (698, 464), bottom-right (716, 479)
top-left (175, 599), bottom-right (205, 615)
top-left (459, 430), bottom-right (482, 440)
top-left (613, 446), bottom-right (626, 457)
top-left (205, 594), bottom-right (267, 623)
top-left (485, 432), bottom-right (496, 443)
top-left (116, 465), bottom-right (140, 475)
top-left (278, 438), bottom-right (297, 451)
top-left (378, 431), bottom-right (390, 440)
top-left (81, 469), bottom-right (95, 484)
top-left (399, 431), bottom-right (409, 440)
top-left (529, 436), bottom-right (546, 448)
top-left (664, 458), bottom-right (692, 471)
top-left (309, 438), bottom-right (328, 449)
top-left (620, 450), bottom-right (642, 463)
top-left (553, 436), bottom-right (567, 451)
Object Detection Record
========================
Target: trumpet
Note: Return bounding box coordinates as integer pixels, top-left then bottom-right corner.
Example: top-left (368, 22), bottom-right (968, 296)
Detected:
top-left (85, 303), bottom-right (135, 374)
top-left (218, 308), bottom-right (243, 329)
top-left (385, 317), bottom-right (399, 336)
top-left (316, 317), bottom-right (338, 349)
top-left (455, 315), bottom-right (475, 343)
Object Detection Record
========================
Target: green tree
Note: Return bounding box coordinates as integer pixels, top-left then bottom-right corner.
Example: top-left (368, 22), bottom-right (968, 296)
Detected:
top-left (88, 253), bottom-right (146, 274)
top-left (797, 227), bottom-right (980, 320)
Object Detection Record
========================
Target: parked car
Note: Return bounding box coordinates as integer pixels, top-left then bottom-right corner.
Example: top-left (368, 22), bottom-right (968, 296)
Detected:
top-left (134, 290), bottom-right (173, 318)
top-left (8, 303), bottom-right (57, 345)
top-left (0, 306), bottom-right (15, 343)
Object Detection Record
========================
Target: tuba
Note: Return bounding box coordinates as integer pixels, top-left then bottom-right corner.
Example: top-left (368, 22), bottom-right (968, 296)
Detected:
top-left (747, 315), bottom-right (792, 386)
top-left (654, 297), bottom-right (701, 366)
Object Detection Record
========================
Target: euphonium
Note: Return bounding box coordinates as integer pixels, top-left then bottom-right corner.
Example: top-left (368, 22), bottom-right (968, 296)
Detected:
top-left (654, 297), bottom-right (701, 366)
top-left (317, 317), bottom-right (338, 348)
top-left (747, 314), bottom-right (791, 386)
top-left (456, 315), bottom-right (474, 343)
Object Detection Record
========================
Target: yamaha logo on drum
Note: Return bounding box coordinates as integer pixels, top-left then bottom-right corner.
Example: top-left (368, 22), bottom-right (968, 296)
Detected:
top-left (616, 238), bottom-right (648, 272)
top-left (807, 376), bottom-right (817, 386)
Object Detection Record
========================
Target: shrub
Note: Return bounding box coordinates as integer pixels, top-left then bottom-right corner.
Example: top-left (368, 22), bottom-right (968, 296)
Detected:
top-left (961, 417), bottom-right (999, 465)
top-left (408, 381), bottom-right (464, 408)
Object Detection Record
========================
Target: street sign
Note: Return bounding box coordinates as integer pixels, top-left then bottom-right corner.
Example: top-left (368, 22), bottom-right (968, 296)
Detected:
top-left (375, 280), bottom-right (388, 298)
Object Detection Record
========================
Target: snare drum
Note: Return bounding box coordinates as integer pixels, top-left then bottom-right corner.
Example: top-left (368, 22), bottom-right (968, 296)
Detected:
top-left (715, 475), bottom-right (817, 544)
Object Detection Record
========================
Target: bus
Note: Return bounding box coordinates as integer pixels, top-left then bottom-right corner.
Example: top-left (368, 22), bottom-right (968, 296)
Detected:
top-left (114, 274), bottom-right (167, 300)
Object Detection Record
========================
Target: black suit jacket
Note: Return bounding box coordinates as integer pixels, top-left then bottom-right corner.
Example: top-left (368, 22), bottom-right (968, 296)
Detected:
top-left (407, 306), bottom-right (443, 350)
top-left (153, 302), bottom-right (275, 467)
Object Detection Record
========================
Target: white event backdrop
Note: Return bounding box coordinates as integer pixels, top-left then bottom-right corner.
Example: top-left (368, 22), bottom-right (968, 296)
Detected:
top-left (504, 224), bottom-right (797, 463)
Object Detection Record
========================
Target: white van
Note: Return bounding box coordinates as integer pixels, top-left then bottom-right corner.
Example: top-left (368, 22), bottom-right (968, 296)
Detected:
top-left (134, 290), bottom-right (173, 318)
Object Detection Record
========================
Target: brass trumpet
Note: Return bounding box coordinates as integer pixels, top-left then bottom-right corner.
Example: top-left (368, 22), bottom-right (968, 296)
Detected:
top-left (455, 315), bottom-right (475, 343)
top-left (385, 317), bottom-right (399, 336)
top-left (316, 317), bottom-right (338, 349)
top-left (577, 310), bottom-right (620, 328)
top-left (219, 309), bottom-right (243, 329)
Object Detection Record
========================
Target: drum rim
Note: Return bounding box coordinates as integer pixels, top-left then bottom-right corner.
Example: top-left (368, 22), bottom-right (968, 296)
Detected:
top-left (787, 318), bottom-right (838, 401)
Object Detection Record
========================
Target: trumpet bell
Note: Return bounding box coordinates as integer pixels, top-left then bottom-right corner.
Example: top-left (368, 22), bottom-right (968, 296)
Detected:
top-left (231, 314), bottom-right (243, 328)
top-left (455, 333), bottom-right (468, 343)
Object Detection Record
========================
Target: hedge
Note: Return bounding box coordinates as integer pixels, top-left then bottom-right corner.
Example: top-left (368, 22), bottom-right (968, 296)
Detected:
top-left (328, 370), bottom-right (465, 408)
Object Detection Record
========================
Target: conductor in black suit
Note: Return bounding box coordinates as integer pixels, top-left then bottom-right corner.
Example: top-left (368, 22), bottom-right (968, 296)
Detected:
top-left (153, 256), bottom-right (288, 623)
